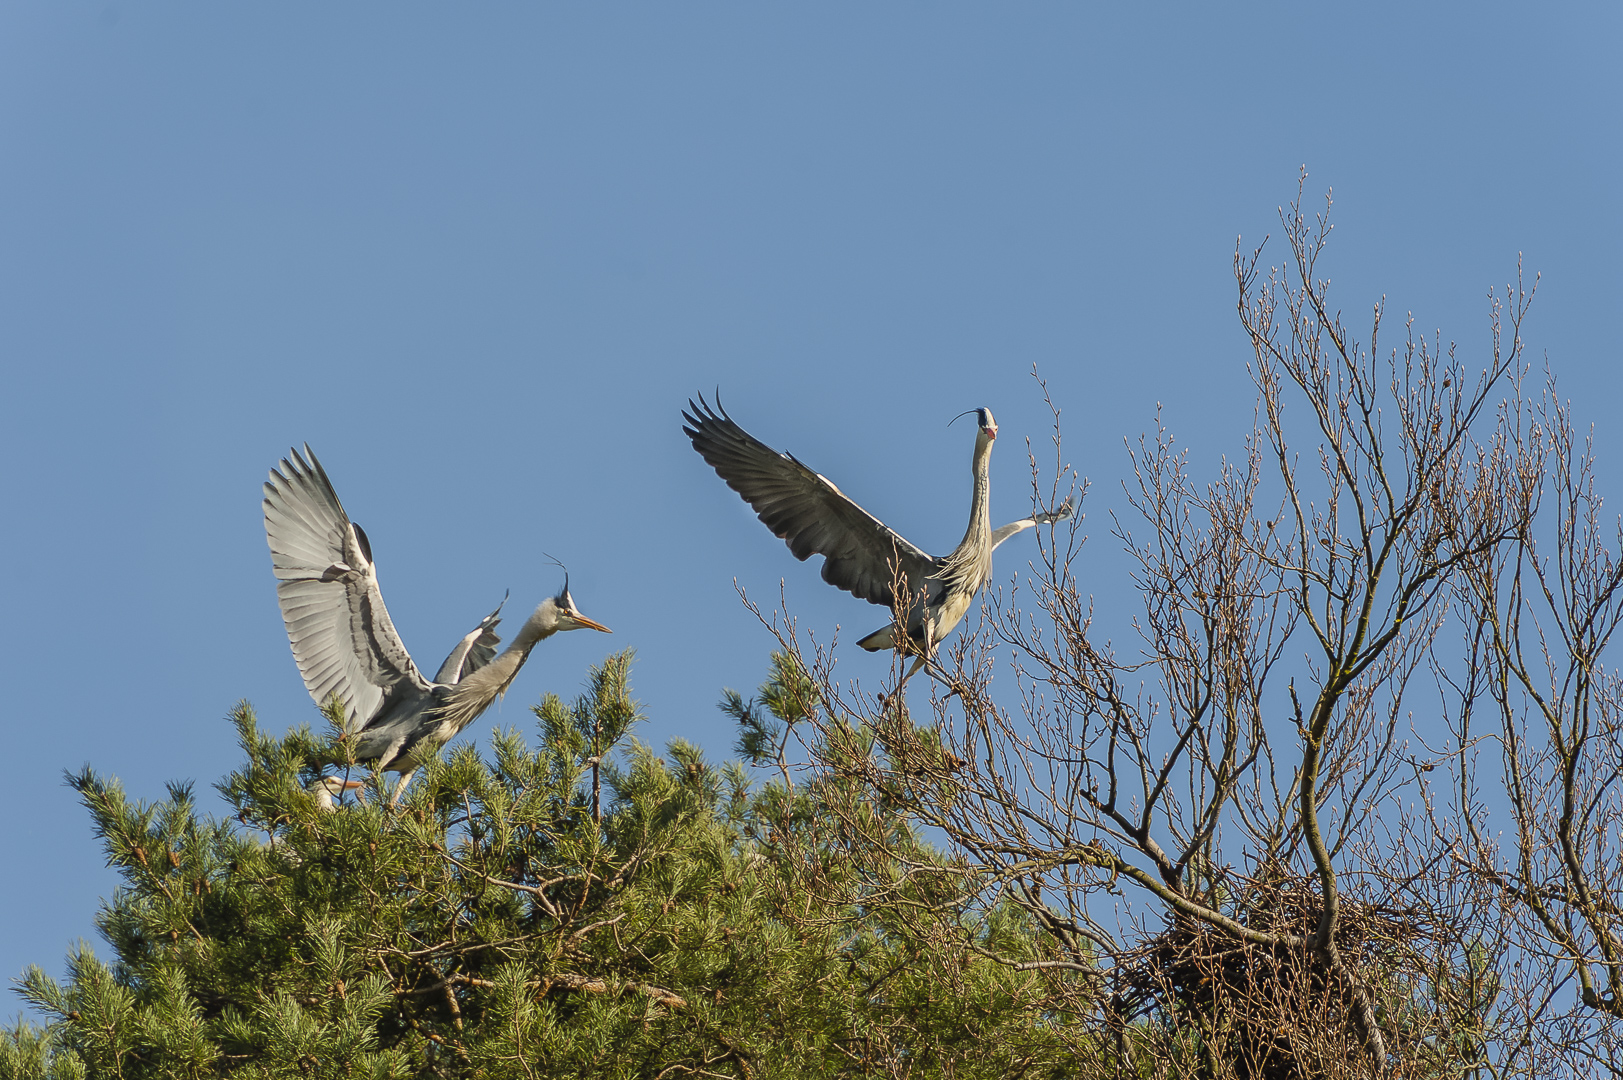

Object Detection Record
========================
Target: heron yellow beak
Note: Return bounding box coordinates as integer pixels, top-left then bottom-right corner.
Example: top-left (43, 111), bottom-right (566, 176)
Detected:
top-left (572, 613), bottom-right (613, 633)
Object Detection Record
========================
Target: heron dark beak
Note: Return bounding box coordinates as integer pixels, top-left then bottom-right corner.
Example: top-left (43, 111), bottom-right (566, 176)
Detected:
top-left (572, 612), bottom-right (613, 633)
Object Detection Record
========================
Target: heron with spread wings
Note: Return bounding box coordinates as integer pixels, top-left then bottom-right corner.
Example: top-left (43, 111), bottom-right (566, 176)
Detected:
top-left (263, 446), bottom-right (611, 802)
top-left (683, 396), bottom-right (1071, 693)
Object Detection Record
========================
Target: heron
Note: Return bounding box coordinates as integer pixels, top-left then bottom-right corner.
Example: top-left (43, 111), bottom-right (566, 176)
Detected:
top-left (264, 446), bottom-right (612, 802)
top-left (308, 776), bottom-right (366, 810)
top-left (682, 396), bottom-right (1071, 694)
top-left (250, 778), bottom-right (364, 857)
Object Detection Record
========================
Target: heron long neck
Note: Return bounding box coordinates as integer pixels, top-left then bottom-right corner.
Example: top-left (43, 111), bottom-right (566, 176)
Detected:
top-left (437, 609), bottom-right (557, 736)
top-left (940, 432), bottom-right (994, 594)
top-left (512, 609), bottom-right (560, 652)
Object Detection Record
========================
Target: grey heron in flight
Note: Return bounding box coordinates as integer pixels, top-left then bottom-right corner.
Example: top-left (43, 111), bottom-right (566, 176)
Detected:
top-left (264, 446), bottom-right (611, 802)
top-left (683, 397), bottom-right (1071, 694)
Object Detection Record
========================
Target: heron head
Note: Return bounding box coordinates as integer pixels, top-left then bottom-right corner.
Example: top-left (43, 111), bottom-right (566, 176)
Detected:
top-left (552, 581), bottom-right (613, 634)
top-left (309, 776), bottom-right (365, 810)
top-left (950, 407), bottom-right (997, 441)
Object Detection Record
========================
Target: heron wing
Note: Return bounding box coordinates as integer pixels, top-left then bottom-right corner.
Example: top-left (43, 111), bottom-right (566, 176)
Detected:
top-left (989, 494), bottom-right (1076, 552)
top-left (434, 596), bottom-right (506, 685)
top-left (684, 396), bottom-right (941, 609)
top-left (264, 446), bottom-right (429, 729)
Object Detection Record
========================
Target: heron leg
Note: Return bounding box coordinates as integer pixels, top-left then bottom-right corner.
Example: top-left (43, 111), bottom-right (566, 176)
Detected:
top-left (911, 618), bottom-right (969, 697)
top-left (886, 634), bottom-right (963, 703)
top-left (880, 614), bottom-right (972, 706)
top-left (879, 655), bottom-right (927, 709)
top-left (921, 657), bottom-right (966, 696)
top-left (388, 768), bottom-right (417, 808)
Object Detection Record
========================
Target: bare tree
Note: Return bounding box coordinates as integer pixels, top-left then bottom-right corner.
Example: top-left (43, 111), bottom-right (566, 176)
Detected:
top-left (747, 179), bottom-right (1566, 1076)
top-left (1442, 366), bottom-right (1623, 1074)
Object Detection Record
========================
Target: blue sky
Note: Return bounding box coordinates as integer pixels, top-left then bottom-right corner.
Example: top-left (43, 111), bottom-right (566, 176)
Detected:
top-left (2, 3), bottom-right (1618, 993)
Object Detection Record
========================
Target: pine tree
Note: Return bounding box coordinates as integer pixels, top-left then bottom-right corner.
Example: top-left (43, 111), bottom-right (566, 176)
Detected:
top-left (6, 652), bottom-right (1077, 1078)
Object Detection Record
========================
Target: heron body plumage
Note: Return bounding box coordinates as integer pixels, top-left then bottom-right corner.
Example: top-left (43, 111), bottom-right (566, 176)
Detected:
top-left (264, 446), bottom-right (610, 799)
